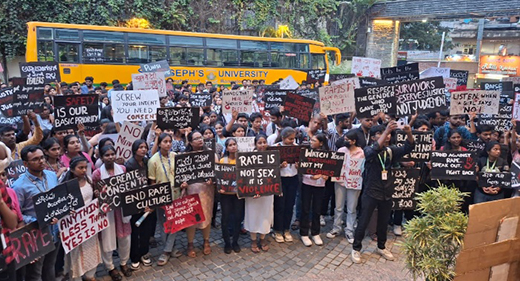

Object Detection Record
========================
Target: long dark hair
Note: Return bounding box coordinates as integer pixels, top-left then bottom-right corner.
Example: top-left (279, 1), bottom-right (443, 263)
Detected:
top-left (42, 137), bottom-right (60, 152)
top-left (184, 130), bottom-right (206, 152)
top-left (275, 127), bottom-right (296, 144)
top-left (132, 139), bottom-right (148, 156)
top-left (63, 134), bottom-right (80, 153)
top-left (223, 138), bottom-right (237, 157)
top-left (98, 137), bottom-right (115, 151)
top-left (61, 156), bottom-right (92, 185)
top-left (99, 145), bottom-right (116, 158)
top-left (443, 129), bottom-right (465, 151)
top-left (313, 133), bottom-right (329, 151)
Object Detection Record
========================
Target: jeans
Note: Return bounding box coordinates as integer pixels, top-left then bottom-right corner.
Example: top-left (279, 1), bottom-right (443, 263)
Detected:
top-left (321, 179), bottom-right (335, 216)
top-left (157, 207), bottom-right (177, 253)
top-left (392, 210), bottom-right (414, 226)
top-left (353, 194), bottom-right (393, 251)
top-left (274, 176), bottom-right (299, 232)
top-left (332, 183), bottom-right (361, 235)
top-left (220, 194), bottom-right (244, 246)
top-left (102, 235), bottom-right (131, 271)
top-left (130, 212), bottom-right (155, 263)
top-left (24, 242), bottom-right (59, 281)
top-left (474, 189), bottom-right (505, 204)
top-left (299, 183), bottom-right (325, 237)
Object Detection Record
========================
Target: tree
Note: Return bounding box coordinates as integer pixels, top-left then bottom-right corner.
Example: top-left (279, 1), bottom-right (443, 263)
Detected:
top-left (400, 21), bottom-right (454, 51)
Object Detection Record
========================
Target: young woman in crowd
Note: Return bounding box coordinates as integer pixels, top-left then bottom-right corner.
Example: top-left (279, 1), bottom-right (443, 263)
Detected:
top-left (182, 131), bottom-right (215, 257)
top-left (244, 135), bottom-right (273, 252)
top-left (201, 125), bottom-right (223, 157)
top-left (231, 124), bottom-right (246, 137)
top-left (61, 134), bottom-right (95, 170)
top-left (475, 141), bottom-right (508, 203)
top-left (148, 133), bottom-right (182, 266)
top-left (200, 113), bottom-right (211, 126)
top-left (42, 137), bottom-right (67, 178)
top-left (92, 146), bottom-right (132, 281)
top-left (61, 157), bottom-right (102, 281)
top-left (219, 138), bottom-right (244, 253)
top-left (125, 139), bottom-right (155, 270)
top-left (300, 133), bottom-right (329, 247)
top-left (215, 121), bottom-right (227, 148)
top-left (328, 130), bottom-right (365, 243)
top-left (440, 129), bottom-right (467, 151)
top-left (94, 137), bottom-right (116, 168)
top-left (272, 127), bottom-right (299, 243)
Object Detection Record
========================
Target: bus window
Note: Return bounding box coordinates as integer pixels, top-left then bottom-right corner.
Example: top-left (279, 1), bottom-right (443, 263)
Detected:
top-left (271, 42), bottom-right (297, 52)
top-left (271, 52), bottom-right (297, 68)
top-left (299, 53), bottom-right (310, 69)
top-left (128, 45), bottom-right (149, 63)
top-left (57, 43), bottom-right (79, 62)
top-left (169, 36), bottom-right (203, 46)
top-left (311, 53), bottom-right (326, 69)
top-left (83, 31), bottom-right (124, 42)
top-left (149, 46), bottom-right (167, 62)
top-left (186, 48), bottom-right (204, 66)
top-left (240, 41), bottom-right (268, 51)
top-left (83, 43), bottom-right (104, 63)
top-left (206, 38), bottom-right (238, 49)
top-left (104, 44), bottom-right (125, 63)
top-left (169, 47), bottom-right (185, 65)
top-left (128, 33), bottom-right (166, 45)
top-left (37, 28), bottom-right (53, 40)
top-left (240, 51), bottom-right (268, 67)
top-left (207, 49), bottom-right (238, 67)
top-left (55, 29), bottom-right (79, 41)
top-left (38, 41), bottom-right (54, 62)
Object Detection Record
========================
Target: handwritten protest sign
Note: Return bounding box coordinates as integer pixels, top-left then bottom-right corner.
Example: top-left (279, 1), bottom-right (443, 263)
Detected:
top-left (96, 170), bottom-right (148, 214)
top-left (479, 104), bottom-right (513, 132)
top-left (215, 164), bottom-right (236, 193)
top-left (19, 62), bottom-right (60, 83)
top-left (443, 77), bottom-right (458, 91)
top-left (380, 63), bottom-right (419, 84)
top-left (33, 179), bottom-right (85, 227)
top-left (298, 148), bottom-right (344, 177)
top-left (450, 70), bottom-right (469, 90)
top-left (282, 92), bottom-right (315, 122)
top-left (174, 151), bottom-right (215, 186)
top-left (263, 89), bottom-right (287, 110)
top-left (330, 77), bottom-right (360, 88)
top-left (236, 151), bottom-right (282, 198)
top-left (222, 89), bottom-right (253, 114)
top-left (163, 194), bottom-right (205, 234)
top-left (156, 107), bottom-right (200, 130)
top-left (53, 95), bottom-right (99, 130)
top-left (267, 145), bottom-right (301, 164)
top-left (478, 172), bottom-right (512, 189)
top-left (450, 90), bottom-right (500, 115)
top-left (121, 182), bottom-right (173, 216)
top-left (132, 71), bottom-right (167, 97)
top-left (351, 57), bottom-right (382, 78)
top-left (329, 74), bottom-right (355, 83)
top-left (236, 137), bottom-right (255, 152)
top-left (319, 82), bottom-right (356, 115)
top-left (58, 199), bottom-right (109, 254)
top-left (391, 168), bottom-right (421, 210)
top-left (190, 93), bottom-right (212, 107)
top-left (430, 151), bottom-right (477, 180)
top-left (0, 88), bottom-right (14, 118)
top-left (139, 60), bottom-right (172, 77)
top-left (306, 69), bottom-right (326, 84)
top-left (115, 121), bottom-right (144, 163)
top-left (280, 75), bottom-right (299, 90)
top-left (10, 222), bottom-right (55, 270)
top-left (297, 88), bottom-right (320, 117)
top-left (359, 77), bottom-right (386, 88)
top-left (510, 162), bottom-right (520, 188)
top-left (5, 160), bottom-right (26, 187)
top-left (11, 78), bottom-right (45, 116)
top-left (396, 131), bottom-right (433, 161)
top-left (354, 84), bottom-right (397, 118)
top-left (420, 67), bottom-right (450, 79)
top-left (394, 77), bottom-right (447, 116)
top-left (112, 90), bottom-right (160, 123)
top-left (332, 156), bottom-right (365, 190)
top-left (465, 140), bottom-right (486, 154)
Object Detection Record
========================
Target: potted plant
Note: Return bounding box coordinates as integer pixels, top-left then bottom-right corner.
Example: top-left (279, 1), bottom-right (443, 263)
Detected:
top-left (400, 184), bottom-right (468, 281)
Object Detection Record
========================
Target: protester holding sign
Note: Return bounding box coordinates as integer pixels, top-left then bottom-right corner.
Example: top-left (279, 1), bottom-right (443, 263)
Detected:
top-left (351, 121), bottom-right (414, 264)
top-left (0, 178), bottom-right (23, 280)
top-left (12, 145), bottom-right (60, 281)
top-left (0, 112), bottom-right (43, 160)
top-left (91, 146), bottom-right (132, 279)
top-left (434, 114), bottom-right (477, 149)
top-left (299, 133), bottom-right (330, 247)
top-left (147, 133), bottom-right (181, 265)
top-left (180, 131), bottom-right (215, 258)
top-left (59, 157), bottom-right (102, 281)
top-left (475, 141), bottom-right (509, 203)
top-left (124, 139), bottom-right (154, 270)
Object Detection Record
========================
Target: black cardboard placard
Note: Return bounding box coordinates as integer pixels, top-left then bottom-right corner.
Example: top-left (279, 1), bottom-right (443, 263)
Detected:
top-left (215, 163), bottom-right (236, 193)
top-left (296, 88), bottom-right (320, 118)
top-left (236, 151), bottom-right (282, 198)
top-left (329, 73), bottom-right (355, 82)
top-left (394, 77), bottom-right (447, 117)
top-left (298, 148), bottom-right (344, 177)
top-left (0, 88), bottom-right (14, 118)
top-left (156, 107), bottom-right (200, 130)
top-left (10, 221), bottom-right (55, 270)
top-left (12, 78), bottom-right (45, 116)
top-left (5, 160), bottom-right (26, 187)
top-left (479, 103), bottom-right (513, 133)
top-left (396, 131), bottom-right (433, 162)
top-left (306, 69), bottom-right (326, 84)
top-left (174, 150), bottom-right (215, 186)
top-left (189, 93), bottom-right (212, 107)
top-left (391, 168), bottom-right (420, 210)
top-left (282, 92), bottom-right (315, 122)
top-left (430, 151), bottom-right (477, 180)
top-left (450, 70), bottom-right (469, 88)
top-left (121, 182), bottom-right (173, 216)
top-left (96, 170), bottom-right (148, 214)
top-left (465, 140), bottom-right (486, 153)
top-left (380, 63), bottom-right (419, 84)
top-left (19, 62), bottom-right (60, 84)
top-left (478, 172), bottom-right (512, 189)
top-left (354, 84), bottom-right (397, 118)
top-left (139, 60), bottom-right (172, 76)
top-left (267, 145), bottom-right (301, 164)
top-left (53, 95), bottom-right (99, 130)
top-left (511, 162), bottom-right (520, 188)
top-left (263, 89), bottom-right (287, 110)
top-left (359, 77), bottom-right (387, 88)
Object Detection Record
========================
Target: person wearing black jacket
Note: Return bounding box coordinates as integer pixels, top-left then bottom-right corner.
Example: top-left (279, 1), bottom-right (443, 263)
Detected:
top-left (351, 121), bottom-right (414, 264)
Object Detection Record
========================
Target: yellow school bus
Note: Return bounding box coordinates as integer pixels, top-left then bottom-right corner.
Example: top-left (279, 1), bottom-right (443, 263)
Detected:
top-left (25, 22), bottom-right (341, 86)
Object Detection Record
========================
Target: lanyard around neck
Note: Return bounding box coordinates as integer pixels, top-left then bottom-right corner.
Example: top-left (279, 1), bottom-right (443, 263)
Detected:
top-left (159, 153), bottom-right (171, 177)
top-left (378, 151), bottom-right (387, 171)
top-left (486, 158), bottom-right (497, 171)
top-left (26, 172), bottom-right (48, 193)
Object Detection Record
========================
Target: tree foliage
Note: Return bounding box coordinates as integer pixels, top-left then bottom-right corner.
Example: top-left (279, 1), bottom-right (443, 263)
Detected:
top-left (400, 21), bottom-right (454, 52)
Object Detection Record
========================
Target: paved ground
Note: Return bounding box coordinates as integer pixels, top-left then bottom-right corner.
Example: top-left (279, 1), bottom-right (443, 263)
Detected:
top-left (91, 216), bottom-right (415, 281)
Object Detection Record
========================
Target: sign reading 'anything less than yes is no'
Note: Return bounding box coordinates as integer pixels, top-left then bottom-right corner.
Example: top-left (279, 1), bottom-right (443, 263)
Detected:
top-left (132, 71), bottom-right (167, 97)
top-left (115, 121), bottom-right (144, 163)
top-left (53, 95), bottom-right (99, 130)
top-left (58, 199), bottom-right (109, 254)
top-left (450, 90), bottom-right (500, 115)
top-left (430, 151), bottom-right (478, 181)
top-left (319, 82), bottom-right (356, 116)
top-left (112, 90), bottom-right (160, 123)
top-left (236, 151), bottom-right (282, 198)
top-left (96, 170), bottom-right (148, 214)
top-left (222, 89), bottom-right (253, 114)
top-left (156, 107), bottom-right (200, 130)
top-left (391, 168), bottom-right (421, 210)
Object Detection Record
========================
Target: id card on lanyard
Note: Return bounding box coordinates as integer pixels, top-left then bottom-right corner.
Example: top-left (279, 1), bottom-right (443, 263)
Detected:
top-left (378, 151), bottom-right (388, 181)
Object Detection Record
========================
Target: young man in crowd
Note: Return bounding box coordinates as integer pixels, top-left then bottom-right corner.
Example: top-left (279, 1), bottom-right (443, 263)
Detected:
top-left (247, 112), bottom-right (266, 137)
top-left (81, 76), bottom-right (94, 94)
top-left (0, 112), bottom-right (43, 160)
top-left (434, 114), bottom-right (477, 149)
top-left (350, 117), bottom-right (374, 149)
top-left (266, 108), bottom-right (283, 137)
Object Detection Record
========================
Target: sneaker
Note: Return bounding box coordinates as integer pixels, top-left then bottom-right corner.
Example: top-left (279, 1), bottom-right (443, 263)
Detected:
top-left (141, 254), bottom-right (152, 266)
top-left (345, 233), bottom-right (354, 244)
top-left (311, 235), bottom-right (323, 246)
top-left (320, 216), bottom-right (326, 226)
top-left (393, 225), bottom-right (402, 236)
top-left (301, 236), bottom-right (312, 247)
top-left (283, 231), bottom-right (293, 242)
top-left (351, 250), bottom-right (362, 264)
top-left (273, 232), bottom-right (285, 243)
top-left (376, 248), bottom-right (395, 261)
top-left (130, 262), bottom-right (140, 270)
top-left (326, 229), bottom-right (340, 239)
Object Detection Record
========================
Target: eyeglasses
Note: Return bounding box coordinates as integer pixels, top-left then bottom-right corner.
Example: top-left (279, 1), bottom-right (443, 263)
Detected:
top-left (192, 137), bottom-right (203, 141)
top-left (28, 156), bottom-right (46, 163)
